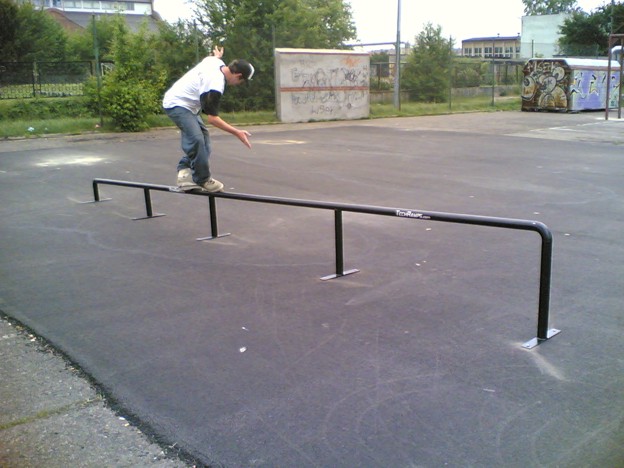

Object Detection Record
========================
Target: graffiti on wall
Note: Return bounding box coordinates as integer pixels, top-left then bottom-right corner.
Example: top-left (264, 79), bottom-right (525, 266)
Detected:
top-left (276, 50), bottom-right (370, 123)
top-left (523, 59), bottom-right (620, 111)
top-left (569, 69), bottom-right (620, 110)
top-left (522, 60), bottom-right (569, 110)
top-left (287, 63), bottom-right (369, 117)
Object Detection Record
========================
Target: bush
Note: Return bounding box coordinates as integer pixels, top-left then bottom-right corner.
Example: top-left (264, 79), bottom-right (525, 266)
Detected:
top-left (85, 18), bottom-right (168, 132)
top-left (99, 78), bottom-right (153, 132)
top-left (454, 67), bottom-right (481, 88)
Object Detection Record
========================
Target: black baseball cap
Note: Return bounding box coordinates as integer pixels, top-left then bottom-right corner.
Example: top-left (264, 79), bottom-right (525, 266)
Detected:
top-left (229, 59), bottom-right (255, 82)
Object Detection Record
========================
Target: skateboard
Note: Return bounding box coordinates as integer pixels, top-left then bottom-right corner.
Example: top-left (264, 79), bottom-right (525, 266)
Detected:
top-left (169, 185), bottom-right (225, 193)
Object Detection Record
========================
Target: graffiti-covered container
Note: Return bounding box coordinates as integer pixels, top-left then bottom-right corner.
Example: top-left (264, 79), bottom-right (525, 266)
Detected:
top-left (522, 58), bottom-right (620, 112)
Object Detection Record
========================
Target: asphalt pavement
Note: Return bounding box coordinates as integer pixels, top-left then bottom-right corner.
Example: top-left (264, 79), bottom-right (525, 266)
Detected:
top-left (1, 111), bottom-right (623, 467)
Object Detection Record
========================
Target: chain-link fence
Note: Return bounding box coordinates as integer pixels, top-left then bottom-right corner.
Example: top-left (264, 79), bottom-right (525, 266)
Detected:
top-left (0, 61), bottom-right (111, 99)
top-left (370, 60), bottom-right (524, 104)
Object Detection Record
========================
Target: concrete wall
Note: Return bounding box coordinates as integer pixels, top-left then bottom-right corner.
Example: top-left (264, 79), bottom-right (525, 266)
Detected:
top-left (275, 48), bottom-right (370, 123)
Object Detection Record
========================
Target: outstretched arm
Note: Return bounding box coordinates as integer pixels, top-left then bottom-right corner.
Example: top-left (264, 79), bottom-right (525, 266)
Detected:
top-left (207, 114), bottom-right (252, 149)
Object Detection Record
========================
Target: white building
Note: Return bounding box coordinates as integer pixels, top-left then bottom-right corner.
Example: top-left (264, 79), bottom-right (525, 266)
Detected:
top-left (14, 0), bottom-right (163, 31)
top-left (462, 35), bottom-right (521, 59)
top-left (520, 13), bottom-right (572, 58)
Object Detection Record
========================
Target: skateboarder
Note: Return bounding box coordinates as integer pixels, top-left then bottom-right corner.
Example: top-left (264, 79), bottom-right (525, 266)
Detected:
top-left (163, 47), bottom-right (254, 192)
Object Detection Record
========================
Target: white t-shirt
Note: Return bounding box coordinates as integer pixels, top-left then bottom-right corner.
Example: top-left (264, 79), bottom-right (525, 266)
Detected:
top-left (162, 56), bottom-right (226, 114)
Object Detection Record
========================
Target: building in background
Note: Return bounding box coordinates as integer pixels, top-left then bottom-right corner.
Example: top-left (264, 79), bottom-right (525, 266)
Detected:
top-left (462, 35), bottom-right (521, 59)
top-left (462, 13), bottom-right (576, 61)
top-left (13, 0), bottom-right (164, 31)
top-left (520, 13), bottom-right (572, 58)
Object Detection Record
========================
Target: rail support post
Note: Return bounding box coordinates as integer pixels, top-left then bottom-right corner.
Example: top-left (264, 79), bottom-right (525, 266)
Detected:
top-left (79, 180), bottom-right (112, 204)
top-left (132, 188), bottom-right (165, 220)
top-left (197, 195), bottom-right (230, 241)
top-left (321, 209), bottom-right (359, 281)
top-left (522, 229), bottom-right (561, 349)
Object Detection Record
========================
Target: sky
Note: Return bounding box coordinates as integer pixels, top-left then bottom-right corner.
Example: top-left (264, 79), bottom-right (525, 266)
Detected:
top-left (153, 0), bottom-right (610, 45)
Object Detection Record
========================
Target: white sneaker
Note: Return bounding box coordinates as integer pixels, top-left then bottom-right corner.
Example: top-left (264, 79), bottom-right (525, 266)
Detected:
top-left (176, 168), bottom-right (199, 191)
top-left (199, 178), bottom-right (224, 192)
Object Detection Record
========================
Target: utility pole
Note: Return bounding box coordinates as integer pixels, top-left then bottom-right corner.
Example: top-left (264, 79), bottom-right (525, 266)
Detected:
top-left (93, 14), bottom-right (103, 128)
top-left (491, 40), bottom-right (496, 106)
top-left (393, 0), bottom-right (401, 109)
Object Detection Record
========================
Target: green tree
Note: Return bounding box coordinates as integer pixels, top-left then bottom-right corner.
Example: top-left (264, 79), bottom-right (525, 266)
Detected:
top-left (559, 2), bottom-right (624, 56)
top-left (91, 17), bottom-right (167, 131)
top-left (153, 19), bottom-right (207, 88)
top-left (271, 0), bottom-right (356, 49)
top-left (192, 0), bottom-right (356, 110)
top-left (402, 23), bottom-right (453, 103)
top-left (0, 0), bottom-right (19, 61)
top-left (66, 14), bottom-right (121, 62)
top-left (1, 2), bottom-right (67, 61)
top-left (17, 6), bottom-right (68, 62)
top-left (523, 0), bottom-right (579, 15)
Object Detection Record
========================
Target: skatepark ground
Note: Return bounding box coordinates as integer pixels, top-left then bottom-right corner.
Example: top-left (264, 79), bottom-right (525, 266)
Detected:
top-left (1, 111), bottom-right (623, 467)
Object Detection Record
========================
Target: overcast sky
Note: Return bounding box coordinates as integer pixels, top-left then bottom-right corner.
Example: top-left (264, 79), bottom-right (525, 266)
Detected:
top-left (153, 0), bottom-right (610, 45)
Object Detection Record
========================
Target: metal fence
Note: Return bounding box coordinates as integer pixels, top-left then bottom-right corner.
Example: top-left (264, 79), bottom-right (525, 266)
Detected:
top-left (371, 60), bottom-right (524, 91)
top-left (0, 61), bottom-right (111, 99)
top-left (370, 60), bottom-right (524, 106)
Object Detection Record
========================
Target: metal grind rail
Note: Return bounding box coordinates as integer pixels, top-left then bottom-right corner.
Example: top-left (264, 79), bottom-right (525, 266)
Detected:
top-left (89, 178), bottom-right (560, 349)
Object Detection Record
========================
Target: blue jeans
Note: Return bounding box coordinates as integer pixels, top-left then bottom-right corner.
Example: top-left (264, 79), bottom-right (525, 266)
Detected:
top-left (164, 106), bottom-right (212, 184)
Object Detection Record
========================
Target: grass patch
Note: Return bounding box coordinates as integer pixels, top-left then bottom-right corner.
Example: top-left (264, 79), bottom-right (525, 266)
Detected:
top-left (0, 96), bottom-right (92, 121)
top-left (0, 117), bottom-right (105, 139)
top-left (146, 109), bottom-right (280, 129)
top-left (1, 95), bottom-right (521, 139)
top-left (370, 96), bottom-right (520, 118)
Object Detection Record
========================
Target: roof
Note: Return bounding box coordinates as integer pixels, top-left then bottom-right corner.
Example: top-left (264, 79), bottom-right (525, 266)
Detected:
top-left (45, 9), bottom-right (83, 32)
top-left (46, 9), bottom-right (162, 32)
top-left (462, 36), bottom-right (521, 43)
top-left (563, 58), bottom-right (610, 67)
top-left (526, 57), bottom-right (611, 68)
